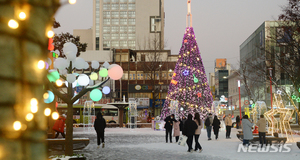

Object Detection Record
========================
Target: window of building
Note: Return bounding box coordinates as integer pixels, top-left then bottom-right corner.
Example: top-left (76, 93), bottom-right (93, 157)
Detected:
top-left (120, 33), bottom-right (127, 40)
top-left (128, 4), bottom-right (135, 10)
top-left (111, 4), bottom-right (119, 10)
top-left (141, 54), bottom-right (145, 62)
top-left (150, 17), bottom-right (161, 32)
top-left (103, 11), bottom-right (110, 18)
top-left (128, 19), bottom-right (135, 25)
top-left (120, 26), bottom-right (128, 32)
top-left (120, 19), bottom-right (127, 25)
top-left (128, 33), bottom-right (135, 40)
top-left (112, 0), bottom-right (119, 2)
top-left (111, 41), bottom-right (119, 47)
top-left (111, 19), bottom-right (119, 25)
top-left (96, 37), bottom-right (99, 50)
top-left (111, 26), bottom-right (119, 32)
top-left (103, 19), bottom-right (110, 25)
top-left (103, 26), bottom-right (110, 33)
top-left (103, 0), bottom-right (110, 3)
top-left (103, 41), bottom-right (110, 48)
top-left (120, 0), bottom-right (127, 3)
top-left (111, 11), bottom-right (119, 18)
top-left (111, 34), bottom-right (119, 39)
top-left (120, 11), bottom-right (127, 18)
top-left (103, 34), bottom-right (110, 40)
top-left (128, 41), bottom-right (135, 48)
top-left (120, 41), bottom-right (127, 47)
top-left (128, 11), bottom-right (135, 18)
top-left (128, 0), bottom-right (135, 3)
top-left (137, 73), bottom-right (143, 80)
top-left (168, 73), bottom-right (172, 79)
top-left (103, 4), bottom-right (110, 10)
top-left (120, 4), bottom-right (127, 10)
top-left (128, 26), bottom-right (135, 32)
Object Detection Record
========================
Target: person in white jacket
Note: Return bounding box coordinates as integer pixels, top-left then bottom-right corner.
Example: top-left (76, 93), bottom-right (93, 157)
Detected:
top-left (225, 114), bottom-right (232, 139)
top-left (256, 115), bottom-right (267, 148)
top-left (242, 115), bottom-right (254, 147)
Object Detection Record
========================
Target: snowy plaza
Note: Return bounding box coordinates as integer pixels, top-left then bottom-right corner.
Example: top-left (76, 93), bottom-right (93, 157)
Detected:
top-left (49, 126), bottom-right (300, 160)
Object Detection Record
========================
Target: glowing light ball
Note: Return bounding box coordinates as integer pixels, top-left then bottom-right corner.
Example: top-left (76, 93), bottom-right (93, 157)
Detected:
top-left (44, 108), bottom-right (51, 116)
top-left (63, 42), bottom-right (77, 56)
top-left (44, 90), bottom-right (54, 103)
top-left (90, 89), bottom-right (102, 101)
top-left (13, 121), bottom-right (21, 131)
top-left (108, 64), bottom-right (123, 80)
top-left (73, 57), bottom-right (85, 69)
top-left (25, 113), bottom-right (34, 121)
top-left (47, 30), bottom-right (54, 38)
top-left (8, 19), bottom-right (19, 29)
top-left (102, 86), bottom-right (110, 94)
top-left (45, 62), bottom-right (49, 69)
top-left (77, 74), bottom-right (89, 86)
top-left (99, 68), bottom-right (108, 77)
top-left (54, 58), bottom-right (68, 70)
top-left (91, 60), bottom-right (99, 69)
top-left (19, 12), bottom-right (26, 20)
top-left (37, 60), bottom-right (45, 69)
top-left (56, 79), bottom-right (63, 87)
top-left (65, 51), bottom-right (76, 61)
top-left (52, 112), bottom-right (59, 120)
top-left (67, 74), bottom-right (76, 83)
top-left (83, 62), bottom-right (89, 69)
top-left (47, 70), bottom-right (60, 82)
top-left (90, 72), bottom-right (98, 80)
top-left (69, 0), bottom-right (76, 4)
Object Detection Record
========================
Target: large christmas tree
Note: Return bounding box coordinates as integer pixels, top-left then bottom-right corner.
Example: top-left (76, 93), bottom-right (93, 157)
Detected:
top-left (161, 27), bottom-right (213, 120)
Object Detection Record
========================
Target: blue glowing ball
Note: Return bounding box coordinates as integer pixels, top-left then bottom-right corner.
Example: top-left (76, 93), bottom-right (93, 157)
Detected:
top-left (102, 86), bottom-right (111, 94)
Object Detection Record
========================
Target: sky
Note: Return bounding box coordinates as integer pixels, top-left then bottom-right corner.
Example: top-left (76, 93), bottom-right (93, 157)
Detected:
top-left (54, 0), bottom-right (288, 76)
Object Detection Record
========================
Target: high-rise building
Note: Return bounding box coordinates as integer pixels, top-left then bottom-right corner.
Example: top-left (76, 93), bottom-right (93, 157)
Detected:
top-left (93, 0), bottom-right (164, 51)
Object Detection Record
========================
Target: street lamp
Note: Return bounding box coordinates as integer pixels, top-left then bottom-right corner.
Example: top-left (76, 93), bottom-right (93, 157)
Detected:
top-left (238, 80), bottom-right (241, 120)
top-left (268, 68), bottom-right (273, 109)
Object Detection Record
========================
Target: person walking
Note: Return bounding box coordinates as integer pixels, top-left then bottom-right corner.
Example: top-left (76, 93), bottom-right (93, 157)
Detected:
top-left (179, 116), bottom-right (186, 134)
top-left (164, 114), bottom-right (175, 143)
top-left (236, 115), bottom-right (240, 129)
top-left (94, 112), bottom-right (106, 148)
top-left (204, 113), bottom-right (213, 140)
top-left (52, 114), bottom-right (66, 138)
top-left (183, 114), bottom-right (198, 152)
top-left (212, 115), bottom-right (221, 140)
top-left (194, 113), bottom-right (203, 152)
top-left (256, 115), bottom-right (267, 148)
top-left (242, 115), bottom-right (254, 147)
top-left (173, 120), bottom-right (181, 142)
top-left (225, 114), bottom-right (233, 139)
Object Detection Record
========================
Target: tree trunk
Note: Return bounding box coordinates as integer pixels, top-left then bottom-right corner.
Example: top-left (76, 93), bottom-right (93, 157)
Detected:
top-left (0, 1), bottom-right (59, 159)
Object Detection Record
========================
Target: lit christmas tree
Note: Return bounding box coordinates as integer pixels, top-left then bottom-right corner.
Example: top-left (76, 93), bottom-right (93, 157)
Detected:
top-left (161, 0), bottom-right (213, 119)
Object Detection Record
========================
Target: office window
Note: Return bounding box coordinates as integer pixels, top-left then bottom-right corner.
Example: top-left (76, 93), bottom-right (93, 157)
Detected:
top-left (120, 26), bottom-right (128, 32)
top-left (111, 4), bottom-right (119, 10)
top-left (96, 37), bottom-right (99, 50)
top-left (111, 34), bottom-right (119, 40)
top-left (103, 11), bottom-right (110, 18)
top-left (120, 19), bottom-right (127, 25)
top-left (120, 33), bottom-right (127, 40)
top-left (120, 11), bottom-right (127, 18)
top-left (103, 19), bottom-right (110, 25)
top-left (120, 4), bottom-right (127, 10)
top-left (103, 41), bottom-right (110, 47)
top-left (120, 41), bottom-right (127, 47)
top-left (103, 4), bottom-right (110, 10)
top-left (150, 17), bottom-right (161, 32)
top-left (103, 26), bottom-right (110, 33)
top-left (111, 11), bottom-right (119, 18)
top-left (128, 41), bottom-right (135, 47)
top-left (112, 0), bottom-right (119, 2)
top-left (128, 26), bottom-right (135, 32)
top-left (128, 33), bottom-right (135, 40)
top-left (120, 0), bottom-right (127, 2)
top-left (111, 19), bottom-right (119, 25)
top-left (103, 0), bottom-right (110, 2)
top-left (128, 19), bottom-right (135, 25)
top-left (111, 41), bottom-right (119, 47)
top-left (111, 26), bottom-right (119, 32)
top-left (128, 4), bottom-right (135, 10)
top-left (128, 11), bottom-right (135, 18)
top-left (103, 34), bottom-right (110, 40)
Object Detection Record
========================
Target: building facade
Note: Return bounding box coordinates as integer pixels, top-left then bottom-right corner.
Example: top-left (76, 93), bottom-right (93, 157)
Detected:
top-left (93, 0), bottom-right (164, 51)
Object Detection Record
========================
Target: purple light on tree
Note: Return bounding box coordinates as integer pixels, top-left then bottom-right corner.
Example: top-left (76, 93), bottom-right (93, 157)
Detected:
top-left (161, 27), bottom-right (213, 120)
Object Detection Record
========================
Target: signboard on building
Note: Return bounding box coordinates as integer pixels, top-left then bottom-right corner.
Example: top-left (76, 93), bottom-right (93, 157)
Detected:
top-left (215, 59), bottom-right (227, 68)
top-left (129, 84), bottom-right (154, 93)
top-left (129, 98), bottom-right (150, 108)
top-left (149, 99), bottom-right (166, 108)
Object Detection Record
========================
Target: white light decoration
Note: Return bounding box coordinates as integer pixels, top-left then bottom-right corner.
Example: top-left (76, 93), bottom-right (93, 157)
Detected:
top-left (30, 98), bottom-right (38, 106)
top-left (52, 112), bottom-right (59, 120)
top-left (47, 30), bottom-right (54, 38)
top-left (69, 0), bottom-right (76, 4)
top-left (91, 60), bottom-right (100, 69)
top-left (25, 113), bottom-right (34, 121)
top-left (18, 12), bottom-right (26, 20)
top-left (238, 80), bottom-right (240, 87)
top-left (44, 108), bottom-right (51, 116)
top-left (73, 57), bottom-right (85, 69)
top-left (77, 74), bottom-right (89, 86)
top-left (43, 92), bottom-right (49, 99)
top-left (31, 105), bottom-right (38, 113)
top-left (65, 80), bottom-right (78, 88)
top-left (63, 42), bottom-right (77, 61)
top-left (37, 60), bottom-right (45, 69)
top-left (67, 74), bottom-right (76, 83)
top-left (8, 19), bottom-right (19, 29)
top-left (56, 79), bottom-right (63, 87)
top-left (13, 121), bottom-right (21, 131)
top-left (102, 86), bottom-right (110, 94)
top-left (103, 61), bottom-right (110, 69)
top-left (54, 58), bottom-right (69, 70)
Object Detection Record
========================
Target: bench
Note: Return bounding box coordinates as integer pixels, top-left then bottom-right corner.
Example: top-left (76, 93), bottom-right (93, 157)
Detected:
top-left (236, 134), bottom-right (287, 145)
top-left (47, 138), bottom-right (90, 151)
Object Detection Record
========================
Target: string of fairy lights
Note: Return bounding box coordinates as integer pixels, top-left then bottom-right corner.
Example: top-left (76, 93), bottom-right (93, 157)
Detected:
top-left (1, 0), bottom-right (76, 132)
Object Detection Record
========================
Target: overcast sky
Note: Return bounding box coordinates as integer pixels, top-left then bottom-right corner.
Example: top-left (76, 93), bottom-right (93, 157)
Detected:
top-left (54, 0), bottom-right (288, 76)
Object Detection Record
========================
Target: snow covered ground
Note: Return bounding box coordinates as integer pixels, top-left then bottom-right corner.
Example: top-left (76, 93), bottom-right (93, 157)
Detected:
top-left (49, 126), bottom-right (300, 160)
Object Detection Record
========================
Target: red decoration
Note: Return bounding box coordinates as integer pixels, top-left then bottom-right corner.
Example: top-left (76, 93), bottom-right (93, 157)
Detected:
top-left (197, 92), bottom-right (202, 97)
top-left (184, 39), bottom-right (187, 43)
top-left (48, 38), bottom-right (54, 51)
top-left (171, 80), bottom-right (178, 85)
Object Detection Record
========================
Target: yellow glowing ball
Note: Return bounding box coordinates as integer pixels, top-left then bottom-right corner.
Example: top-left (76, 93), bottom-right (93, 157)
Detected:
top-left (37, 60), bottom-right (45, 69)
top-left (56, 79), bottom-right (63, 87)
top-left (8, 19), bottom-right (19, 29)
top-left (44, 108), bottom-right (51, 116)
top-left (13, 121), bottom-right (21, 131)
top-left (69, 0), bottom-right (76, 4)
top-left (19, 12), bottom-right (26, 20)
top-left (31, 105), bottom-right (38, 113)
top-left (43, 92), bottom-right (49, 99)
top-left (47, 30), bottom-right (54, 38)
top-left (30, 98), bottom-right (38, 106)
top-left (25, 113), bottom-right (34, 121)
top-left (52, 112), bottom-right (59, 120)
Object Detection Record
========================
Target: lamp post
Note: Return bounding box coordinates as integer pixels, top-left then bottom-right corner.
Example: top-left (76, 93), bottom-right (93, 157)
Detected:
top-left (268, 68), bottom-right (273, 109)
top-left (238, 80), bottom-right (241, 119)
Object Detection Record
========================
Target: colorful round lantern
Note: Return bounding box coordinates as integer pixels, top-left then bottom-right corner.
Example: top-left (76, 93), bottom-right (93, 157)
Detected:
top-left (90, 89), bottom-right (102, 101)
top-left (102, 86), bottom-right (111, 94)
top-left (108, 64), bottom-right (123, 80)
top-left (44, 90), bottom-right (55, 103)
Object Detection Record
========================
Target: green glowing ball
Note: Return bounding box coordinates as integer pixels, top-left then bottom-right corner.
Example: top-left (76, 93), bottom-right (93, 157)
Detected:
top-left (99, 68), bottom-right (108, 77)
top-left (90, 89), bottom-right (102, 101)
top-left (47, 70), bottom-right (60, 82)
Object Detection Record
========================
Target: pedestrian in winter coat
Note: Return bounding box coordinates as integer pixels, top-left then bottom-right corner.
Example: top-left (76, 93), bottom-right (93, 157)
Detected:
top-left (242, 115), bottom-right (254, 147)
top-left (183, 114), bottom-right (198, 152)
top-left (204, 113), bottom-right (213, 140)
top-left (236, 115), bottom-right (241, 129)
top-left (173, 120), bottom-right (181, 142)
top-left (164, 114), bottom-right (176, 143)
top-left (256, 115), bottom-right (267, 147)
top-left (225, 114), bottom-right (233, 139)
top-left (52, 114), bottom-right (66, 138)
top-left (194, 113), bottom-right (203, 152)
top-left (179, 116), bottom-right (186, 132)
top-left (94, 112), bottom-right (106, 148)
top-left (212, 115), bottom-right (221, 140)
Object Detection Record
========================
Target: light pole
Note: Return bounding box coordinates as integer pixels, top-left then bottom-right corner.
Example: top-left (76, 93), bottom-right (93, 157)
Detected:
top-left (268, 68), bottom-right (273, 109)
top-left (238, 80), bottom-right (241, 119)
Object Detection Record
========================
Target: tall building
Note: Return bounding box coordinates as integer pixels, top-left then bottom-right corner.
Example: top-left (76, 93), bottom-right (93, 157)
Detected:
top-left (93, 0), bottom-right (164, 51)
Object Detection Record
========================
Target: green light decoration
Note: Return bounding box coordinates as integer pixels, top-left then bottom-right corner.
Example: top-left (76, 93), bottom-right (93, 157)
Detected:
top-left (99, 68), bottom-right (108, 77)
top-left (90, 89), bottom-right (102, 101)
top-left (292, 95), bottom-right (297, 100)
top-left (193, 74), bottom-right (199, 83)
top-left (299, 88), bottom-right (300, 93)
top-left (47, 70), bottom-right (60, 82)
top-left (297, 97), bottom-right (300, 103)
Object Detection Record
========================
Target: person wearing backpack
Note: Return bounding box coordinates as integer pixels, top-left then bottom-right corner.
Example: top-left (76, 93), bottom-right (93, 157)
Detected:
top-left (204, 113), bottom-right (213, 140)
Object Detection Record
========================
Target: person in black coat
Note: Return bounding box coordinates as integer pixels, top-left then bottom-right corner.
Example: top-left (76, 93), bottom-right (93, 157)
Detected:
top-left (183, 114), bottom-right (198, 152)
top-left (236, 115), bottom-right (241, 129)
top-left (212, 115), bottom-right (221, 140)
top-left (179, 116), bottom-right (186, 132)
top-left (164, 114), bottom-right (176, 143)
top-left (94, 112), bottom-right (106, 148)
